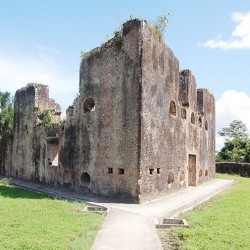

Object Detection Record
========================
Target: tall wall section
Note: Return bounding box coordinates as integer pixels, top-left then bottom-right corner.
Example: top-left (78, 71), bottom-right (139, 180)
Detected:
top-left (11, 84), bottom-right (61, 183)
top-left (139, 22), bottom-right (215, 201)
top-left (197, 88), bottom-right (216, 182)
top-left (58, 20), bottom-right (143, 201)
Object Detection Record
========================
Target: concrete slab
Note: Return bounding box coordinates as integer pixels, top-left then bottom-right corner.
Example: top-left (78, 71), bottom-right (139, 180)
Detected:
top-left (91, 209), bottom-right (163, 250)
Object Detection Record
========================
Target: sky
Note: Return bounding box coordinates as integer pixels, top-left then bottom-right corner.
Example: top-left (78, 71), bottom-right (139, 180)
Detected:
top-left (0, 0), bottom-right (250, 150)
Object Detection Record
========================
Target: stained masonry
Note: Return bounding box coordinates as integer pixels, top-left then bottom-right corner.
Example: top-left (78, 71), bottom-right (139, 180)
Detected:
top-left (0, 19), bottom-right (215, 202)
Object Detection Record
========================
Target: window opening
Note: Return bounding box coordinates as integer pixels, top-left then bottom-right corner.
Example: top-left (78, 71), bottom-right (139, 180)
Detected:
top-left (205, 121), bottom-right (208, 130)
top-left (84, 98), bottom-right (95, 112)
top-left (199, 117), bottom-right (202, 128)
top-left (191, 112), bottom-right (195, 124)
top-left (169, 100), bottom-right (177, 115)
top-left (205, 169), bottom-right (208, 176)
top-left (80, 172), bottom-right (91, 186)
top-left (63, 170), bottom-right (72, 184)
top-left (118, 168), bottom-right (124, 175)
top-left (168, 171), bottom-right (174, 184)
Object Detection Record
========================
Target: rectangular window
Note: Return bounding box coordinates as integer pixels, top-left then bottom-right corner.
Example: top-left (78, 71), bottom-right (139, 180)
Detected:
top-left (108, 168), bottom-right (113, 174)
top-left (118, 168), bottom-right (124, 175)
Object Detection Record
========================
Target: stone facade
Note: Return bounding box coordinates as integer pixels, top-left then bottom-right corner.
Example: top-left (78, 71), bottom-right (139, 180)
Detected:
top-left (10, 84), bottom-right (61, 183)
top-left (0, 19), bottom-right (215, 202)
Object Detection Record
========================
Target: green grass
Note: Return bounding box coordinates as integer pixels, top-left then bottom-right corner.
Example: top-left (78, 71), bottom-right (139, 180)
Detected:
top-left (0, 179), bottom-right (105, 250)
top-left (171, 174), bottom-right (250, 250)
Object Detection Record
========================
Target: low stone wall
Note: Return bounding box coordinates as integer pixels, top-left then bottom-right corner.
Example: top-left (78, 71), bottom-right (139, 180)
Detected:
top-left (216, 162), bottom-right (250, 177)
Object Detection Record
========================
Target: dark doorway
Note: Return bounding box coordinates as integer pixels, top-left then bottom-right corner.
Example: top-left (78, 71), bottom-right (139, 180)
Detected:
top-left (188, 154), bottom-right (197, 186)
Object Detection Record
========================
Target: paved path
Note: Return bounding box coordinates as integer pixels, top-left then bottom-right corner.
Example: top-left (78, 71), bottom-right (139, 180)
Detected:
top-left (91, 179), bottom-right (234, 250)
top-left (0, 176), bottom-right (234, 250)
top-left (91, 209), bottom-right (162, 250)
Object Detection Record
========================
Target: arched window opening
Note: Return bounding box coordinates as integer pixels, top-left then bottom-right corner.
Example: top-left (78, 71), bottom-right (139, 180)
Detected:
top-left (205, 121), bottom-right (208, 130)
top-left (199, 117), bottom-right (202, 128)
top-left (191, 112), bottom-right (195, 124)
top-left (199, 169), bottom-right (203, 177)
top-left (168, 171), bottom-right (175, 184)
top-left (205, 169), bottom-right (208, 176)
top-left (169, 100), bottom-right (176, 116)
top-left (84, 98), bottom-right (95, 113)
top-left (63, 170), bottom-right (72, 184)
top-left (80, 172), bottom-right (91, 186)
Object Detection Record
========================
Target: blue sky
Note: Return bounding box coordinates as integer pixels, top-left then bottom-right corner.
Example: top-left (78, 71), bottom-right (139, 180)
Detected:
top-left (1, 0), bottom-right (250, 149)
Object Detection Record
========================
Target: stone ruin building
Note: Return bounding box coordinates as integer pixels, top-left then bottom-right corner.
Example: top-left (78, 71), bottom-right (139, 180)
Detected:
top-left (0, 19), bottom-right (215, 202)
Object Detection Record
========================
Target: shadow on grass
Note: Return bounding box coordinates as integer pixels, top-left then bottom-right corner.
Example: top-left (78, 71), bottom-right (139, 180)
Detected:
top-left (0, 184), bottom-right (47, 199)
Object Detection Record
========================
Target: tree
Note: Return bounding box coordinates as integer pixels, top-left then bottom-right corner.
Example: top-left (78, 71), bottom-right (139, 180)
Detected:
top-left (218, 120), bottom-right (249, 142)
top-left (0, 91), bottom-right (14, 139)
top-left (217, 120), bottom-right (250, 162)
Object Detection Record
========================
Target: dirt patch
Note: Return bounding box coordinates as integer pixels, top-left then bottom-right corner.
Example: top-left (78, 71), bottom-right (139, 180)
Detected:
top-left (157, 228), bottom-right (184, 250)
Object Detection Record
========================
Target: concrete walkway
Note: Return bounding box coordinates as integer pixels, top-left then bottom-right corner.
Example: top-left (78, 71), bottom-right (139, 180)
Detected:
top-left (91, 179), bottom-right (234, 250)
top-left (0, 176), bottom-right (234, 250)
top-left (91, 209), bottom-right (162, 250)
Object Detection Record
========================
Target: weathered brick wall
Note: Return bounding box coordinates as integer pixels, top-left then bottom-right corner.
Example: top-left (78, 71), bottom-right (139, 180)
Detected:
top-left (12, 85), bottom-right (37, 179)
top-left (6, 19), bottom-right (215, 203)
top-left (139, 22), bottom-right (215, 201)
top-left (140, 23), bottom-right (185, 200)
top-left (11, 84), bottom-right (61, 183)
top-left (59, 20), bottom-right (143, 201)
top-left (58, 19), bottom-right (215, 202)
top-left (197, 89), bottom-right (216, 183)
top-left (216, 162), bottom-right (250, 177)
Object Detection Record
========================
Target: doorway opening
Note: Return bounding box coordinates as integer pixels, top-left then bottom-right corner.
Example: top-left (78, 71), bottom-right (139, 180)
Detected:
top-left (188, 154), bottom-right (197, 186)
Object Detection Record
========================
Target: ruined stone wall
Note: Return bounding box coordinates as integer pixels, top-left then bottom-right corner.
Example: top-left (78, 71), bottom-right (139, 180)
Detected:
top-left (12, 85), bottom-right (37, 179)
top-left (178, 70), bottom-right (197, 187)
top-left (11, 84), bottom-right (61, 183)
top-left (58, 20), bottom-right (143, 200)
top-left (139, 22), bottom-right (215, 201)
top-left (139, 23), bottom-right (187, 201)
top-left (179, 71), bottom-right (215, 186)
top-left (6, 19), bottom-right (215, 203)
top-left (197, 89), bottom-right (216, 183)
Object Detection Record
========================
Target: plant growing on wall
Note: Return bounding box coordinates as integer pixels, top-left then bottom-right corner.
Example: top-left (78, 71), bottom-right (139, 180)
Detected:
top-left (80, 50), bottom-right (85, 58)
top-left (112, 30), bottom-right (123, 51)
top-left (37, 109), bottom-right (58, 129)
top-left (152, 14), bottom-right (170, 40)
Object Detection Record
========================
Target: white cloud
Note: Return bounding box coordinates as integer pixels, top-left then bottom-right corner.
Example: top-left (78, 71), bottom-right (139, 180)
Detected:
top-left (202, 12), bottom-right (250, 49)
top-left (216, 90), bottom-right (250, 150)
top-left (0, 46), bottom-right (78, 111)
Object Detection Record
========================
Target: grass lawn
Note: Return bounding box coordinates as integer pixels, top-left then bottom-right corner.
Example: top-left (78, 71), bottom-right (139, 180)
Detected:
top-left (0, 179), bottom-right (105, 250)
top-left (158, 174), bottom-right (250, 250)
